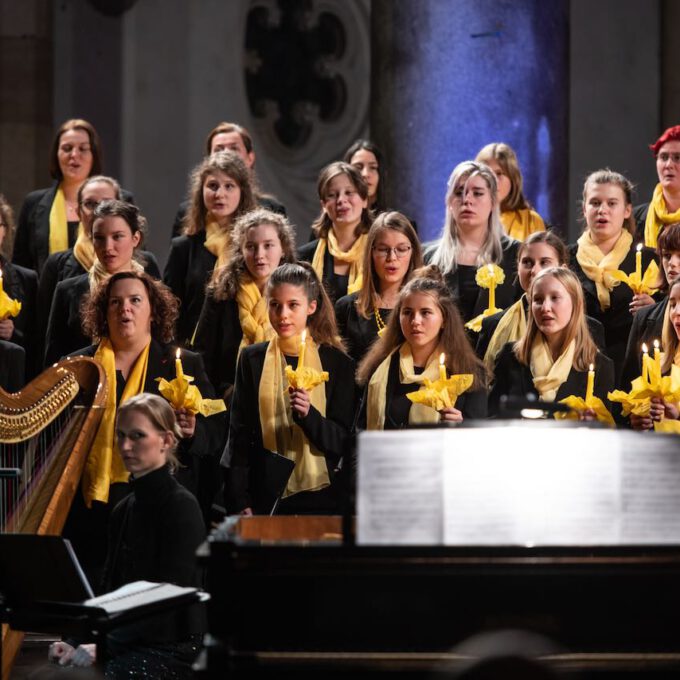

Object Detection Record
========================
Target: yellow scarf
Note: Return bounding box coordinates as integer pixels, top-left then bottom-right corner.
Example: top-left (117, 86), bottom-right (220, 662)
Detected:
top-left (367, 343), bottom-right (442, 430)
top-left (501, 209), bottom-right (545, 242)
top-left (49, 185), bottom-right (83, 254)
top-left (311, 231), bottom-right (367, 295)
top-left (576, 230), bottom-right (632, 310)
top-left (236, 279), bottom-right (274, 350)
top-left (204, 220), bottom-right (230, 269)
top-left (84, 339), bottom-right (150, 507)
top-left (87, 258), bottom-right (144, 292)
top-left (644, 184), bottom-right (680, 248)
top-left (483, 297), bottom-right (527, 372)
top-left (258, 333), bottom-right (329, 497)
top-left (530, 337), bottom-right (575, 402)
top-left (73, 224), bottom-right (95, 271)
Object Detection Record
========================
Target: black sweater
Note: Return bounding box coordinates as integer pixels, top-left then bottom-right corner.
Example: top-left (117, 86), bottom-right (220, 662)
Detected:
top-left (335, 291), bottom-right (392, 364)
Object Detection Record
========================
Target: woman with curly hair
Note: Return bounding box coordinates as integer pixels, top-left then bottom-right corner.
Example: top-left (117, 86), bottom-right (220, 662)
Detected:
top-left (65, 271), bottom-right (225, 579)
top-left (193, 208), bottom-right (297, 399)
top-left (163, 150), bottom-right (257, 344)
top-left (298, 161), bottom-right (373, 303)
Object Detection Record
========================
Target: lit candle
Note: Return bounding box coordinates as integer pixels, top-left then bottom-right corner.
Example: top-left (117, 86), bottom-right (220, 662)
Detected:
top-left (653, 339), bottom-right (661, 377)
top-left (487, 264), bottom-right (496, 310)
top-left (439, 352), bottom-right (447, 381)
top-left (641, 343), bottom-right (649, 382)
top-left (635, 243), bottom-right (642, 280)
top-left (175, 347), bottom-right (184, 381)
top-left (298, 329), bottom-right (307, 369)
top-left (585, 363), bottom-right (595, 402)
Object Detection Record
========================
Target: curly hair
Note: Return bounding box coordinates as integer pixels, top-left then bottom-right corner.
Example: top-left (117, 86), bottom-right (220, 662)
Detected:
top-left (183, 150), bottom-right (256, 236)
top-left (81, 271), bottom-right (179, 344)
top-left (208, 208), bottom-right (297, 301)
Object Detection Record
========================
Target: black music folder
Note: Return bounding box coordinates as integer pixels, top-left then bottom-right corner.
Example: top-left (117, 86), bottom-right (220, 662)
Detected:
top-left (251, 447), bottom-right (296, 515)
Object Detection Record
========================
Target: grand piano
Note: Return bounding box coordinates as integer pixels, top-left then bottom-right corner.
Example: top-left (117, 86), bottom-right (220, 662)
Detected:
top-left (198, 424), bottom-right (680, 678)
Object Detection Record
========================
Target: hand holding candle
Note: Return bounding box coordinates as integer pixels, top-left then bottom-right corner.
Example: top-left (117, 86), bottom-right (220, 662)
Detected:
top-left (0, 267), bottom-right (22, 321)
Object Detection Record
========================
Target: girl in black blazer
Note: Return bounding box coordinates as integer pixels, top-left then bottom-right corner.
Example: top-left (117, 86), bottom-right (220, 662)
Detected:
top-left (225, 262), bottom-right (356, 516)
top-left (568, 170), bottom-right (658, 382)
top-left (425, 160), bottom-right (522, 325)
top-left (356, 266), bottom-right (488, 430)
top-left (193, 208), bottom-right (297, 399)
top-left (0, 194), bottom-right (38, 379)
top-left (621, 222), bottom-right (680, 388)
top-left (335, 211), bottom-right (423, 364)
top-left (298, 162), bottom-right (373, 303)
top-left (14, 119), bottom-right (104, 274)
top-left (44, 200), bottom-right (159, 366)
top-left (489, 268), bottom-right (615, 418)
top-left (163, 151), bottom-right (257, 345)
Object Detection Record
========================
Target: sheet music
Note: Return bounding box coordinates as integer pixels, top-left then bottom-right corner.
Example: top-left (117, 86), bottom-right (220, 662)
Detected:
top-left (85, 580), bottom-right (197, 614)
top-left (357, 431), bottom-right (443, 545)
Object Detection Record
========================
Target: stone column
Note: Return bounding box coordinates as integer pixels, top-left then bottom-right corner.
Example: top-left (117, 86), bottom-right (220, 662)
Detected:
top-left (371, 0), bottom-right (569, 240)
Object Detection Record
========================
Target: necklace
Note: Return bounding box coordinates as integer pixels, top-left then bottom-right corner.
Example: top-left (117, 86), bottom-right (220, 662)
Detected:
top-left (374, 307), bottom-right (387, 336)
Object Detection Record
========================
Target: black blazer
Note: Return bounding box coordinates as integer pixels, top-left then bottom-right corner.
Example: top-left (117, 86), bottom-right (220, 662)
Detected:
top-left (568, 241), bottom-right (657, 379)
top-left (355, 350), bottom-right (488, 430)
top-left (37, 250), bottom-right (160, 365)
top-left (298, 238), bottom-right (353, 304)
top-left (71, 340), bottom-right (227, 517)
top-left (335, 292), bottom-right (391, 364)
top-left (163, 232), bottom-right (217, 345)
top-left (424, 235), bottom-right (523, 322)
top-left (224, 342), bottom-right (356, 513)
top-left (475, 299), bottom-right (607, 360)
top-left (192, 293), bottom-right (242, 399)
top-left (633, 202), bottom-right (650, 244)
top-left (0, 340), bottom-right (25, 392)
top-left (488, 343), bottom-right (615, 418)
top-left (620, 296), bottom-right (668, 389)
top-left (0, 256), bottom-right (38, 378)
top-left (170, 195), bottom-right (287, 239)
top-left (14, 184), bottom-right (134, 274)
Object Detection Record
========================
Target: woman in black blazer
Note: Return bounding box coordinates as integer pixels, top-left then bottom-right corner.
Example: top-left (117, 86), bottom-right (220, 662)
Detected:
top-left (489, 268), bottom-right (615, 418)
top-left (225, 263), bottom-right (356, 516)
top-left (298, 162), bottom-right (373, 303)
top-left (44, 200), bottom-right (159, 367)
top-left (0, 194), bottom-right (38, 379)
top-left (14, 119), bottom-right (104, 274)
top-left (356, 266), bottom-right (488, 430)
top-left (163, 151), bottom-right (257, 345)
top-left (569, 170), bottom-right (658, 382)
top-left (193, 208), bottom-right (297, 399)
top-left (425, 160), bottom-right (522, 325)
top-left (335, 211), bottom-right (423, 364)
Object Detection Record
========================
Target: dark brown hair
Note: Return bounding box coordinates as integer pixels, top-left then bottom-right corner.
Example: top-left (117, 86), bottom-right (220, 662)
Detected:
top-left (0, 193), bottom-right (16, 259)
top-left (92, 199), bottom-right (147, 249)
top-left (343, 139), bottom-right (386, 211)
top-left (205, 121), bottom-right (254, 156)
top-left (49, 118), bottom-right (103, 180)
top-left (81, 271), bottom-right (179, 343)
top-left (356, 265), bottom-right (487, 387)
top-left (661, 279), bottom-right (680, 375)
top-left (657, 222), bottom-right (680, 292)
top-left (518, 230), bottom-right (569, 267)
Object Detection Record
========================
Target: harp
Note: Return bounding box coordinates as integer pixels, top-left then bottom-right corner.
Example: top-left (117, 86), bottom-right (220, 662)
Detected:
top-left (0, 357), bottom-right (107, 678)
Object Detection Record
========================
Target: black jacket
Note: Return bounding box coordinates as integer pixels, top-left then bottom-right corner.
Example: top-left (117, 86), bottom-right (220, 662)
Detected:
top-left (0, 256), bottom-right (38, 378)
top-left (224, 342), bottom-right (356, 513)
top-left (488, 343), bottom-right (615, 418)
top-left (335, 292), bottom-right (391, 364)
top-left (424, 235), bottom-right (523, 323)
top-left (0, 340), bottom-right (25, 392)
top-left (14, 184), bottom-right (134, 273)
top-left (192, 293), bottom-right (242, 399)
top-left (298, 238), bottom-right (354, 304)
top-left (568, 241), bottom-right (657, 380)
top-left (163, 232), bottom-right (217, 345)
top-left (620, 296), bottom-right (668, 389)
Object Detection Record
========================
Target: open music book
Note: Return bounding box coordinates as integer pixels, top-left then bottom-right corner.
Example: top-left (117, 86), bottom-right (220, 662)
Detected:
top-left (84, 581), bottom-right (200, 616)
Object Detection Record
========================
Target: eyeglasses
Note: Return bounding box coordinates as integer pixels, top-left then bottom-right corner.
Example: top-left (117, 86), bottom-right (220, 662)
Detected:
top-left (372, 245), bottom-right (412, 259)
top-left (657, 152), bottom-right (680, 165)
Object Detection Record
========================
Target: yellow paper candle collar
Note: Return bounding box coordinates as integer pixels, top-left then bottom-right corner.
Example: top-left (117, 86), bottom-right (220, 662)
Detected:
top-left (465, 263), bottom-right (505, 333)
top-left (0, 268), bottom-right (22, 321)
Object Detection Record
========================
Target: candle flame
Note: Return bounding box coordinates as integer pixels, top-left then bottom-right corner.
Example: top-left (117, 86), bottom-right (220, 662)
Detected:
top-left (642, 343), bottom-right (648, 353)
top-left (176, 347), bottom-right (181, 360)
top-left (589, 363), bottom-right (594, 372)
top-left (654, 339), bottom-right (660, 350)
top-left (439, 352), bottom-right (445, 366)
top-left (636, 243), bottom-right (643, 252)
top-left (301, 329), bottom-right (307, 343)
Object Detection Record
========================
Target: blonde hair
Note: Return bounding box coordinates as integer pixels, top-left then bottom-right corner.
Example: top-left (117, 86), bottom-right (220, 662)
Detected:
top-left (428, 161), bottom-right (506, 275)
top-left (661, 280), bottom-right (680, 375)
top-left (356, 265), bottom-right (487, 387)
top-left (355, 211), bottom-right (423, 319)
top-left (581, 168), bottom-right (636, 235)
top-left (475, 142), bottom-right (531, 212)
top-left (116, 393), bottom-right (182, 472)
top-left (514, 267), bottom-right (597, 371)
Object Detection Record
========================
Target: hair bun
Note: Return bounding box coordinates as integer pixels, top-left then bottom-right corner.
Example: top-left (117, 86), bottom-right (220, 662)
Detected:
top-left (410, 264), bottom-right (444, 283)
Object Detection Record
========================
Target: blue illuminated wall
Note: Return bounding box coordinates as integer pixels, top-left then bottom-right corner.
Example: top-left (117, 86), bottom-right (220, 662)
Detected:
top-left (371, 0), bottom-right (569, 241)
